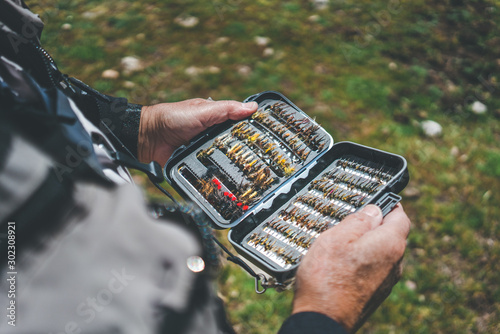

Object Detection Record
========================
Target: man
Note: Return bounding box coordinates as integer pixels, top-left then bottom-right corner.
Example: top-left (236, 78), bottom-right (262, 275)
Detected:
top-left (0, 1), bottom-right (410, 333)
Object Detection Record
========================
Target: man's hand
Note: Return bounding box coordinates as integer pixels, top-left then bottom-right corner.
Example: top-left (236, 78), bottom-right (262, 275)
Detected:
top-left (138, 98), bottom-right (258, 165)
top-left (292, 204), bottom-right (411, 333)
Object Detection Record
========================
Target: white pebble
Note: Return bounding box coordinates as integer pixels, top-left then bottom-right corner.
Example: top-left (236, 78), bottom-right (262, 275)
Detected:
top-left (185, 66), bottom-right (202, 77)
top-left (82, 11), bottom-right (98, 20)
top-left (101, 69), bottom-right (119, 79)
top-left (421, 120), bottom-right (442, 137)
top-left (123, 81), bottom-right (135, 88)
top-left (120, 56), bottom-right (143, 75)
top-left (174, 15), bottom-right (199, 28)
top-left (446, 80), bottom-right (457, 93)
top-left (237, 65), bottom-right (252, 76)
top-left (207, 66), bottom-right (220, 74)
top-left (215, 36), bottom-right (229, 44)
top-left (312, 0), bottom-right (329, 10)
top-left (471, 101), bottom-right (487, 114)
top-left (61, 23), bottom-right (72, 30)
top-left (308, 15), bottom-right (320, 22)
top-left (388, 62), bottom-right (397, 70)
top-left (405, 280), bottom-right (417, 291)
top-left (254, 36), bottom-right (271, 47)
top-left (263, 47), bottom-right (274, 57)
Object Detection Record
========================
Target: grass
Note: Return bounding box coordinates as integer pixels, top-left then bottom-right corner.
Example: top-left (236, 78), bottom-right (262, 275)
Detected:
top-left (31, 0), bottom-right (500, 332)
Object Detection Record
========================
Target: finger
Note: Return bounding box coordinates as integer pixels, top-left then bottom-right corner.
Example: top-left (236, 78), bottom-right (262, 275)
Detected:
top-left (356, 204), bottom-right (410, 260)
top-left (379, 204), bottom-right (411, 240)
top-left (199, 100), bottom-right (258, 127)
top-left (323, 205), bottom-right (383, 243)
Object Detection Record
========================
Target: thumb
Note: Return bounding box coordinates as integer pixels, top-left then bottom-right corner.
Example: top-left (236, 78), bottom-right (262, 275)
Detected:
top-left (201, 101), bottom-right (258, 127)
top-left (330, 205), bottom-right (383, 242)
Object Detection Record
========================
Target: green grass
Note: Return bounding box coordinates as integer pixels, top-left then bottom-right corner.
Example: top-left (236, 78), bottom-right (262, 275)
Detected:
top-left (32, 0), bottom-right (500, 332)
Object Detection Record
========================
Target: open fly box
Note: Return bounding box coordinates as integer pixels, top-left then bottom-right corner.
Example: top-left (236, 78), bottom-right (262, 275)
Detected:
top-left (164, 91), bottom-right (409, 285)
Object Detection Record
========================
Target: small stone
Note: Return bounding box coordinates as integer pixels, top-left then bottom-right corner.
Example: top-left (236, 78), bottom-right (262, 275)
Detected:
top-left (471, 101), bottom-right (487, 114)
top-left (417, 110), bottom-right (428, 119)
top-left (483, 190), bottom-right (491, 200)
top-left (458, 154), bottom-right (468, 162)
top-left (312, 0), bottom-right (329, 10)
top-left (136, 33), bottom-right (146, 40)
top-left (446, 80), bottom-right (457, 93)
top-left (314, 104), bottom-right (330, 115)
top-left (61, 23), bottom-right (72, 30)
top-left (207, 66), bottom-right (220, 74)
top-left (121, 56), bottom-right (143, 75)
top-left (102, 69), bottom-right (119, 79)
top-left (388, 62), bottom-right (397, 70)
top-left (263, 47), bottom-right (274, 57)
top-left (254, 36), bottom-right (271, 47)
top-left (123, 81), bottom-right (135, 88)
top-left (415, 248), bottom-right (425, 257)
top-left (403, 186), bottom-right (421, 199)
top-left (82, 11), bottom-right (98, 20)
top-left (185, 66), bottom-right (202, 76)
top-left (442, 235), bottom-right (452, 243)
top-left (421, 120), bottom-right (442, 137)
top-left (365, 34), bottom-right (375, 42)
top-left (215, 36), bottom-right (229, 44)
top-left (314, 64), bottom-right (327, 74)
top-left (405, 280), bottom-right (417, 291)
top-left (308, 15), bottom-right (320, 22)
top-left (237, 65), bottom-right (252, 76)
top-left (486, 238), bottom-right (494, 247)
top-left (174, 15), bottom-right (199, 28)
top-left (450, 146), bottom-right (459, 157)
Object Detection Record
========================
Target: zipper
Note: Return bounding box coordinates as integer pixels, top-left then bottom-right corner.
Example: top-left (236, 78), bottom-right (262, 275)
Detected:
top-left (32, 42), bottom-right (76, 96)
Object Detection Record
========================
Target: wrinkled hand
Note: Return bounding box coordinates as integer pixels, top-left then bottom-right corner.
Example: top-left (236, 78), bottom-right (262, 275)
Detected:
top-left (292, 204), bottom-right (411, 333)
top-left (138, 98), bottom-right (258, 165)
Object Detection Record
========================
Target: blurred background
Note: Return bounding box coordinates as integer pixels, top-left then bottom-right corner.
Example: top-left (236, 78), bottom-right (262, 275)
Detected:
top-left (32, 0), bottom-right (499, 333)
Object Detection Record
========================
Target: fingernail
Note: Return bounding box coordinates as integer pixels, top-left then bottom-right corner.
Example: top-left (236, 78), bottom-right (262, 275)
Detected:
top-left (362, 205), bottom-right (381, 217)
top-left (242, 102), bottom-right (258, 110)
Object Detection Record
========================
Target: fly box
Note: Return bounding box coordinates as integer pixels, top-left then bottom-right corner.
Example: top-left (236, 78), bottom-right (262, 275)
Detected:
top-left (164, 91), bottom-right (409, 285)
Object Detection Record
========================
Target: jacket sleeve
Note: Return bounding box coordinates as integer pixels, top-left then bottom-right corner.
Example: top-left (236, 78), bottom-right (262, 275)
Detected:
top-left (68, 77), bottom-right (142, 158)
top-left (278, 312), bottom-right (348, 334)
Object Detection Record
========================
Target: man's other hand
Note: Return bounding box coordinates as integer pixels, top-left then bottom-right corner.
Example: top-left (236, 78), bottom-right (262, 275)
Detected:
top-left (138, 98), bottom-right (258, 165)
top-left (292, 204), bottom-right (411, 333)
